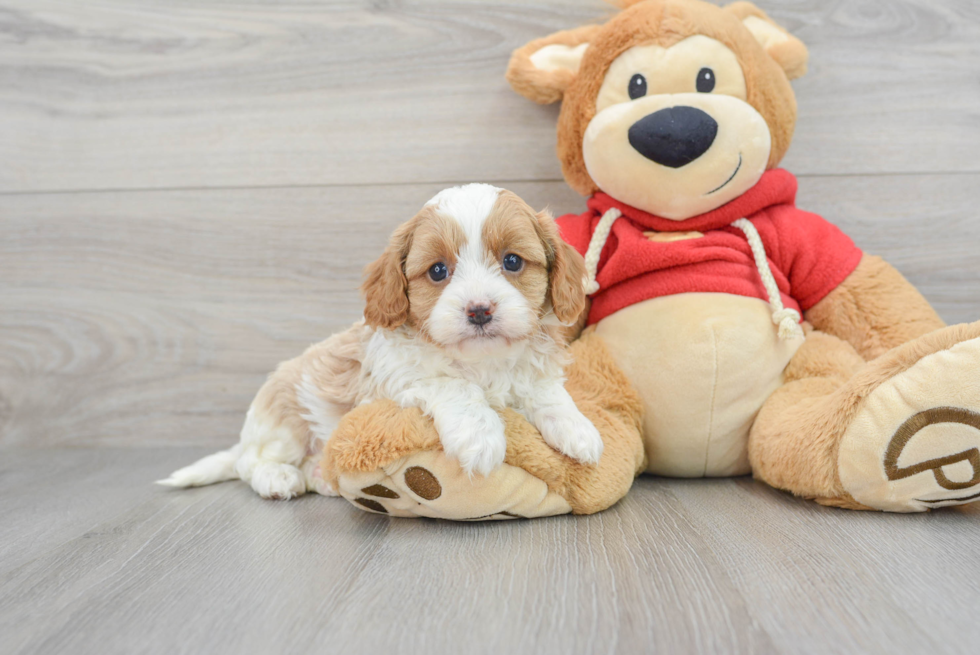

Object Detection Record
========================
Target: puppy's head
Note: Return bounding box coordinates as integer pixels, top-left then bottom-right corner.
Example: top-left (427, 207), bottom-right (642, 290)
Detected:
top-left (362, 184), bottom-right (586, 355)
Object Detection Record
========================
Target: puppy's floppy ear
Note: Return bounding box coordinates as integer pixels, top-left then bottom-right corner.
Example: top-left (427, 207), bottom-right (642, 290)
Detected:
top-left (362, 217), bottom-right (416, 330)
top-left (535, 210), bottom-right (587, 325)
top-left (726, 1), bottom-right (809, 80)
top-left (506, 24), bottom-right (601, 105)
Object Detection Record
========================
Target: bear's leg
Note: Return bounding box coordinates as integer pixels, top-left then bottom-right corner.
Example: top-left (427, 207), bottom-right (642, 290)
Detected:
top-left (749, 322), bottom-right (980, 512)
top-left (748, 330), bottom-right (866, 504)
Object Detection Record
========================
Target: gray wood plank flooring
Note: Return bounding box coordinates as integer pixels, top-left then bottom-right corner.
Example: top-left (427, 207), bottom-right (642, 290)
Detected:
top-left (2, 449), bottom-right (979, 655)
top-left (2, 0), bottom-right (979, 653)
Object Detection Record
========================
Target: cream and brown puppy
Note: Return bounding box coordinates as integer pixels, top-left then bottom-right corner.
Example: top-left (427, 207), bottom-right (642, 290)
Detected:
top-left (158, 184), bottom-right (602, 499)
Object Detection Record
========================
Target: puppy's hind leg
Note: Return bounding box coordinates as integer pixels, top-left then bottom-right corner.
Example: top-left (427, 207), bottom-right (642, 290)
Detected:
top-left (160, 322), bottom-right (367, 500)
top-left (238, 323), bottom-right (368, 500)
top-left (235, 406), bottom-right (310, 501)
top-left (158, 367), bottom-right (312, 500)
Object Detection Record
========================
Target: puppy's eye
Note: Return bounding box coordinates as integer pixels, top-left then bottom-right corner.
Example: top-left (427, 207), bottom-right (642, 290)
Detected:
top-left (428, 262), bottom-right (449, 282)
top-left (502, 253), bottom-right (524, 273)
top-left (628, 73), bottom-right (647, 100)
top-left (696, 67), bottom-right (715, 93)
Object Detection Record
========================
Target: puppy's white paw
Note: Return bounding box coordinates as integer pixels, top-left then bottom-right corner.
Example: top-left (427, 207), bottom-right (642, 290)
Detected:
top-left (439, 407), bottom-right (507, 477)
top-left (301, 457), bottom-right (340, 497)
top-left (249, 462), bottom-right (306, 500)
top-left (538, 410), bottom-right (604, 465)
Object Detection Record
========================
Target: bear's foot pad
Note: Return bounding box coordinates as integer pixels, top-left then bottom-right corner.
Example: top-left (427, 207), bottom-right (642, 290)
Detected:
top-left (335, 449), bottom-right (572, 520)
top-left (840, 336), bottom-right (980, 512)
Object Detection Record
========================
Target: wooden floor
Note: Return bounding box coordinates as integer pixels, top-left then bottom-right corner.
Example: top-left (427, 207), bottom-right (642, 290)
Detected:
top-left (2, 1), bottom-right (980, 653)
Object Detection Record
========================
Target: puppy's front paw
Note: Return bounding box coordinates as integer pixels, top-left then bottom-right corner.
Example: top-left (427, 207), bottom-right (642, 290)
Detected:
top-left (438, 407), bottom-right (507, 477)
top-left (537, 410), bottom-right (604, 465)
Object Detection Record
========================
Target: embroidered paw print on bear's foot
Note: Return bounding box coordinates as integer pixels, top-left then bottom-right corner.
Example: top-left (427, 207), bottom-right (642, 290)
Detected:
top-left (349, 467), bottom-right (440, 515)
top-left (883, 408), bottom-right (980, 506)
top-left (334, 450), bottom-right (573, 520)
top-left (839, 336), bottom-right (980, 512)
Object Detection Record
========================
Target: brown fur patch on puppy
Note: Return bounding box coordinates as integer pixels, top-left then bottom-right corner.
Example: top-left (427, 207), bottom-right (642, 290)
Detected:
top-left (362, 216), bottom-right (418, 330)
top-left (482, 191), bottom-right (551, 313)
top-left (535, 210), bottom-right (588, 324)
top-left (403, 206), bottom-right (467, 336)
top-left (480, 190), bottom-right (588, 326)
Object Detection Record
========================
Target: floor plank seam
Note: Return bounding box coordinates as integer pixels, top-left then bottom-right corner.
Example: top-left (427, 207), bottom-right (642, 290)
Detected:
top-left (1, 170), bottom-right (978, 199)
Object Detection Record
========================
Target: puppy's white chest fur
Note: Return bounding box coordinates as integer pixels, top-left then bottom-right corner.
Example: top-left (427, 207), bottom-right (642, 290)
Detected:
top-left (360, 326), bottom-right (566, 414)
top-left (351, 324), bottom-right (602, 476)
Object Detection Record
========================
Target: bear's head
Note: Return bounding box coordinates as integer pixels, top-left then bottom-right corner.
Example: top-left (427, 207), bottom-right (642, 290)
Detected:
top-left (507, 0), bottom-right (808, 221)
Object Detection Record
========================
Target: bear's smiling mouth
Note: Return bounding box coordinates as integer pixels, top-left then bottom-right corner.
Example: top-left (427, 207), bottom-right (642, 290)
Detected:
top-left (705, 152), bottom-right (742, 195)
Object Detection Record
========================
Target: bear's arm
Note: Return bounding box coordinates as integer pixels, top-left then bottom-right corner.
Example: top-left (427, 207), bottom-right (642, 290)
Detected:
top-left (803, 254), bottom-right (945, 360)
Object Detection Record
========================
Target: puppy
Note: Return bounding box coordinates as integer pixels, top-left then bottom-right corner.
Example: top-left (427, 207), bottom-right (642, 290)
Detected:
top-left (158, 184), bottom-right (603, 499)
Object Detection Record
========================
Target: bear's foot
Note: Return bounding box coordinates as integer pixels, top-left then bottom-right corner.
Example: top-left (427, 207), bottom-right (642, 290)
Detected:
top-left (334, 449), bottom-right (573, 520)
top-left (839, 328), bottom-right (980, 512)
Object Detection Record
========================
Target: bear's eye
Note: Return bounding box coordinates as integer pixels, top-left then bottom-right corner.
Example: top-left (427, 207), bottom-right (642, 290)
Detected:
top-left (696, 67), bottom-right (715, 93)
top-left (628, 73), bottom-right (647, 100)
top-left (502, 253), bottom-right (524, 273)
top-left (428, 262), bottom-right (449, 282)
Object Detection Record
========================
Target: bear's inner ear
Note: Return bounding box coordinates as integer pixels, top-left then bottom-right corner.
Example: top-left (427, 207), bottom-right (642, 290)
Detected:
top-left (529, 43), bottom-right (589, 75)
top-left (726, 1), bottom-right (809, 80)
top-left (506, 25), bottom-right (600, 105)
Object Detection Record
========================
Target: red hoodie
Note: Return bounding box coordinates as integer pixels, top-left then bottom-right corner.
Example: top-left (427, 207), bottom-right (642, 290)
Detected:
top-left (556, 169), bottom-right (863, 326)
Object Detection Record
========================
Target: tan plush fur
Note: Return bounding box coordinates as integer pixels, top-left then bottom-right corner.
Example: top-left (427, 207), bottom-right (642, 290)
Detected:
top-left (506, 0), bottom-right (802, 196)
top-left (327, 0), bottom-right (977, 515)
top-left (325, 330), bottom-right (645, 514)
top-left (804, 255), bottom-right (946, 361)
top-left (506, 25), bottom-right (603, 105)
top-left (724, 1), bottom-right (809, 80)
top-left (498, 0), bottom-right (980, 512)
top-left (750, 321), bottom-right (980, 504)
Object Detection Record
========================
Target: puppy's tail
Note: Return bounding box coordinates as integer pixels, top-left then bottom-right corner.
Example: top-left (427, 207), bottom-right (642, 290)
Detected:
top-left (156, 444), bottom-right (243, 488)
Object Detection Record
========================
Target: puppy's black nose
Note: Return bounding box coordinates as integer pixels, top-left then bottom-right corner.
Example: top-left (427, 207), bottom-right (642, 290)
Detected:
top-left (466, 304), bottom-right (493, 326)
top-left (628, 106), bottom-right (718, 168)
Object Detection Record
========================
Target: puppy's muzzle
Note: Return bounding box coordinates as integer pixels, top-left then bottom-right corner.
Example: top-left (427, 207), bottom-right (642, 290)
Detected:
top-left (466, 303), bottom-right (494, 327)
top-left (627, 106), bottom-right (718, 168)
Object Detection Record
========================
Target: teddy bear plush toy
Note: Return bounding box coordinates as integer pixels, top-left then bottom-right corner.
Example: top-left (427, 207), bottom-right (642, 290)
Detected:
top-left (323, 0), bottom-right (980, 516)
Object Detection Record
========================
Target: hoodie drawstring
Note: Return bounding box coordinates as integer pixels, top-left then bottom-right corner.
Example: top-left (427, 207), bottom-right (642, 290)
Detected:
top-left (582, 209), bottom-right (804, 341)
top-left (731, 218), bottom-right (804, 340)
top-left (583, 207), bottom-right (621, 295)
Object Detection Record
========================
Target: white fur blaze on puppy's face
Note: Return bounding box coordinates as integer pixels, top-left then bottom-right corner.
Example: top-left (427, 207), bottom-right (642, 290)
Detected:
top-left (402, 184), bottom-right (562, 357)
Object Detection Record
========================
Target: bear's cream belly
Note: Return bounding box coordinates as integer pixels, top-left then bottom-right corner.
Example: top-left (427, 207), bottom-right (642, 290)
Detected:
top-left (594, 293), bottom-right (802, 477)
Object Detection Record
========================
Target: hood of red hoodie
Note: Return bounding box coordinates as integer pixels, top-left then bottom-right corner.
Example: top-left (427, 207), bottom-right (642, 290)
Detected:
top-left (585, 169), bottom-right (798, 233)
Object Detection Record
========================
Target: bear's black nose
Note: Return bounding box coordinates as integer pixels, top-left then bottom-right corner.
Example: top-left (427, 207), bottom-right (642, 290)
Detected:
top-left (627, 106), bottom-right (718, 168)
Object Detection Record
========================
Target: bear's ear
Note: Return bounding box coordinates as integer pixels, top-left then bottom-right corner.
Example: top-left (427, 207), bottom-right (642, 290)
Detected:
top-left (726, 2), bottom-right (809, 80)
top-left (506, 25), bottom-right (602, 105)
